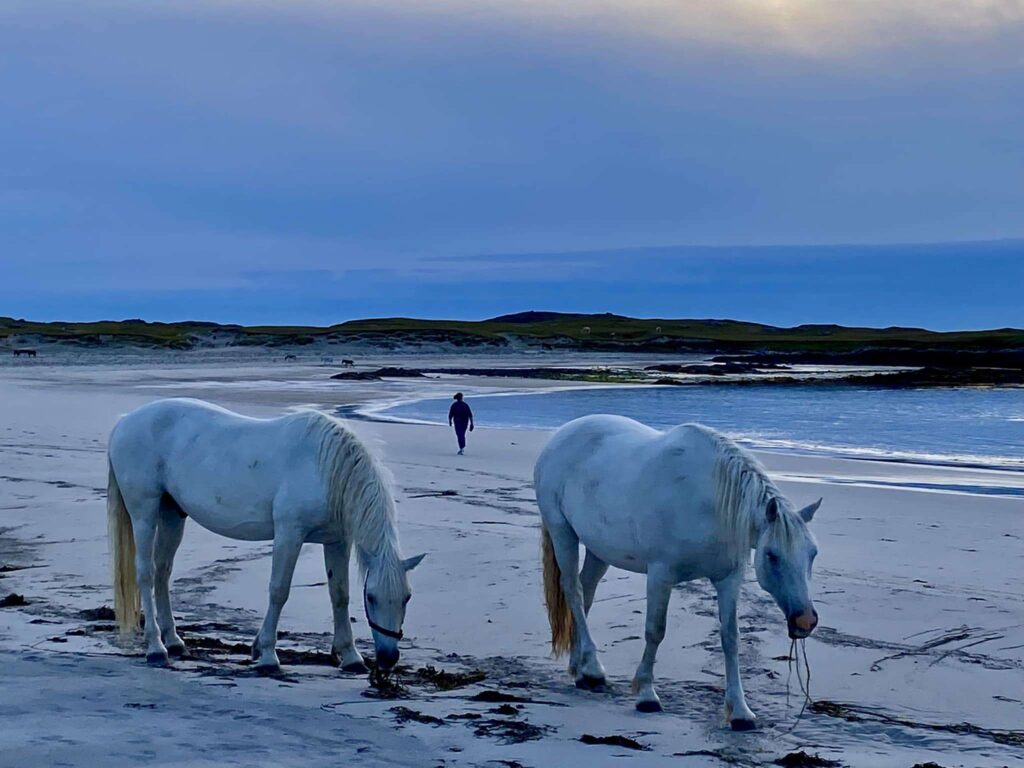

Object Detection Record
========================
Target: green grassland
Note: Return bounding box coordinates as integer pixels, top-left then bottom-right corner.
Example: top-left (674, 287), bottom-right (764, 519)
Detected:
top-left (2, 311), bottom-right (1022, 355)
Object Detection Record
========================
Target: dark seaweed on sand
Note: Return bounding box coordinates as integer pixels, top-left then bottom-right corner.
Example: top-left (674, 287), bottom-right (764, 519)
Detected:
top-left (413, 664), bottom-right (486, 690)
top-left (468, 690), bottom-right (531, 704)
top-left (774, 751), bottom-right (842, 767)
top-left (472, 717), bottom-right (549, 744)
top-left (78, 606), bottom-right (117, 621)
top-left (365, 663), bottom-right (410, 699)
top-left (579, 734), bottom-right (650, 751)
top-left (365, 661), bottom-right (485, 699)
top-left (389, 706), bottom-right (445, 726)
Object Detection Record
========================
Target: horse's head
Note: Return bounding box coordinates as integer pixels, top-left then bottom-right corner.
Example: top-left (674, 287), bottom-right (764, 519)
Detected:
top-left (753, 497), bottom-right (821, 639)
top-left (363, 552), bottom-right (426, 671)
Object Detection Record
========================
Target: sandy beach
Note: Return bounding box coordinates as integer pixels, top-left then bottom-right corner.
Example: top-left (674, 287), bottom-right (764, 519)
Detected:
top-left (1, 355), bottom-right (1022, 768)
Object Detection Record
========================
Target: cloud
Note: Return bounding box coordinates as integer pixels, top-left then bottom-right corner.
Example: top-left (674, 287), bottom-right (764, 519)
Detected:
top-left (184, 1), bottom-right (1024, 57)
top-left (0, 1), bottom-right (1021, 325)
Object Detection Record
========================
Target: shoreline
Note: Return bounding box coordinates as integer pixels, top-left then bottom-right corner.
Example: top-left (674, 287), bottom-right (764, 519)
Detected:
top-left (347, 385), bottom-right (1024, 479)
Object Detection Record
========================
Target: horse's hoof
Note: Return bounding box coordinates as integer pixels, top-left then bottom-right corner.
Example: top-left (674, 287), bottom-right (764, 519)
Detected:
top-left (166, 644), bottom-right (186, 659)
top-left (342, 660), bottom-right (370, 675)
top-left (146, 652), bottom-right (169, 667)
top-left (255, 663), bottom-right (282, 676)
top-left (250, 641), bottom-right (260, 661)
top-left (730, 718), bottom-right (757, 732)
top-left (575, 675), bottom-right (606, 692)
top-left (636, 700), bottom-right (662, 713)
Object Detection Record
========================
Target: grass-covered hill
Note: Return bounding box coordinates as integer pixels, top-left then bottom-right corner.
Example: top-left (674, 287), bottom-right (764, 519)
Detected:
top-left (2, 312), bottom-right (1022, 364)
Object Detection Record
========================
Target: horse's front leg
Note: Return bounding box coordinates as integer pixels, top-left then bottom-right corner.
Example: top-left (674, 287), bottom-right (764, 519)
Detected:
top-left (252, 529), bottom-right (304, 673)
top-left (714, 570), bottom-right (757, 730)
top-left (323, 540), bottom-right (368, 673)
top-left (632, 565), bottom-right (673, 712)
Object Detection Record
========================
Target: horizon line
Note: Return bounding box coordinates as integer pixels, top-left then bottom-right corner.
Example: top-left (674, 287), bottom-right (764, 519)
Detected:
top-left (3, 312), bottom-right (1022, 336)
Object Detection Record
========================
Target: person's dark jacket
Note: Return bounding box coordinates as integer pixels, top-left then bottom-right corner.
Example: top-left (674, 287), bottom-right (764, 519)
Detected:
top-left (448, 400), bottom-right (473, 431)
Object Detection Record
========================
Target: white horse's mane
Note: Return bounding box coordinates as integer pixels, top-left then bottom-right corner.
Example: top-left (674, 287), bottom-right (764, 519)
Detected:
top-left (300, 411), bottom-right (404, 585)
top-left (698, 425), bottom-right (802, 560)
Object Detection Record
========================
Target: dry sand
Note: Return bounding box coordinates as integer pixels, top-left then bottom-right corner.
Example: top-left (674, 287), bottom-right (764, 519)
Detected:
top-left (1, 357), bottom-right (1022, 767)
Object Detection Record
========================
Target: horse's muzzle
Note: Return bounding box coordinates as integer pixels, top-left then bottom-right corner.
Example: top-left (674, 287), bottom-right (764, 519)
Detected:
top-left (787, 609), bottom-right (818, 639)
top-left (376, 645), bottom-right (399, 671)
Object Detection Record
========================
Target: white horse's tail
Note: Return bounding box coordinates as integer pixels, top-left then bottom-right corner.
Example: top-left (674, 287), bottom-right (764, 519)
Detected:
top-left (541, 523), bottom-right (573, 657)
top-left (107, 460), bottom-right (139, 636)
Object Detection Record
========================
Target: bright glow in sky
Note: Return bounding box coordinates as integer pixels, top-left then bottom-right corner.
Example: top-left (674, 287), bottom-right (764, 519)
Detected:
top-left (1, 1), bottom-right (1022, 326)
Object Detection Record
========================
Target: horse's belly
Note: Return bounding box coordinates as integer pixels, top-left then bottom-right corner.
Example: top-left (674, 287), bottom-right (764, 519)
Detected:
top-left (588, 545), bottom-right (648, 574)
top-left (565, 508), bottom-right (650, 574)
top-left (180, 501), bottom-right (276, 541)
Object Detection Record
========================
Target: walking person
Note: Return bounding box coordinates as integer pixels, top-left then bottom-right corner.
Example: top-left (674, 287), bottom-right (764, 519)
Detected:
top-left (448, 392), bottom-right (474, 455)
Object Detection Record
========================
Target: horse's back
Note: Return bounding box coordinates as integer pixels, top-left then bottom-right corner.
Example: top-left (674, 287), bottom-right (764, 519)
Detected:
top-left (536, 413), bottom-right (657, 472)
top-left (535, 415), bottom-right (712, 492)
top-left (535, 416), bottom-right (723, 573)
top-left (110, 398), bottom-right (272, 471)
top-left (108, 399), bottom-right (327, 540)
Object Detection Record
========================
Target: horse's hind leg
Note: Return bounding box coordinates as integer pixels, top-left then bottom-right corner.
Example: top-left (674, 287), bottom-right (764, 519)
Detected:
top-left (154, 496), bottom-right (186, 657)
top-left (632, 564), bottom-right (673, 713)
top-left (126, 494), bottom-right (169, 665)
top-left (323, 539), bottom-right (367, 673)
top-left (547, 522), bottom-right (607, 689)
top-left (580, 550), bottom-right (609, 616)
top-left (252, 528), bottom-right (304, 673)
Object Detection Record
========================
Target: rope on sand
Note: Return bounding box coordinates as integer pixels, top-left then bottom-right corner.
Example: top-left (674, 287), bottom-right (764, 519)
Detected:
top-left (783, 638), bottom-right (813, 734)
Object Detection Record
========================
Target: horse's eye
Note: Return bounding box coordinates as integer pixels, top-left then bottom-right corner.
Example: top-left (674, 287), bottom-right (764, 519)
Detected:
top-left (766, 551), bottom-right (779, 565)
top-left (367, 595), bottom-right (377, 606)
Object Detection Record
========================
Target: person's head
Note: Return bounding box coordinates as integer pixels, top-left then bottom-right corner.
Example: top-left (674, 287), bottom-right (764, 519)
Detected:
top-left (453, 392), bottom-right (463, 401)
top-left (752, 497), bottom-right (822, 639)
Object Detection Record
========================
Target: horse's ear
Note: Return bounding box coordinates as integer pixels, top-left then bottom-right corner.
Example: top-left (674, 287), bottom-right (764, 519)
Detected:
top-left (403, 553), bottom-right (427, 571)
top-left (766, 497), bottom-right (779, 523)
top-left (798, 498), bottom-right (822, 523)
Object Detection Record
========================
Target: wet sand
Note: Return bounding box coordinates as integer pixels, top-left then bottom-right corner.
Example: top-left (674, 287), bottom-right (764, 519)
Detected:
top-left (1, 358), bottom-right (1022, 767)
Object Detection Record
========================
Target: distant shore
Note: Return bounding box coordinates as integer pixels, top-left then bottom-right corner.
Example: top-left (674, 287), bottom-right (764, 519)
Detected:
top-left (331, 363), bottom-right (1024, 388)
top-left (6, 312), bottom-right (1021, 390)
top-left (4, 311), bottom-right (1022, 359)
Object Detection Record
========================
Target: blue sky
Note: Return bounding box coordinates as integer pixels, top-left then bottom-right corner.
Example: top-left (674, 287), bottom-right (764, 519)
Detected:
top-left (1, 1), bottom-right (1022, 329)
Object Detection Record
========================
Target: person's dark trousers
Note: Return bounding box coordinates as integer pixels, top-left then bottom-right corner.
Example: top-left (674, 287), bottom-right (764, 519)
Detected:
top-left (455, 426), bottom-right (467, 450)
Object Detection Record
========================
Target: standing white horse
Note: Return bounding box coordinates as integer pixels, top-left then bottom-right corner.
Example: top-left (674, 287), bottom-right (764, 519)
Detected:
top-left (535, 415), bottom-right (821, 730)
top-left (107, 398), bottom-right (425, 673)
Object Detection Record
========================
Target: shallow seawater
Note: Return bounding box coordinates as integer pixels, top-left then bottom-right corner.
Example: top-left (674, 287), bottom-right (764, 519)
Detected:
top-left (376, 385), bottom-right (1024, 470)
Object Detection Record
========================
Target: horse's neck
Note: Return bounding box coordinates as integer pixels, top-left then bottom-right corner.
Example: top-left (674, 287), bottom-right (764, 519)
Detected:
top-left (355, 527), bottom-right (399, 562)
top-left (320, 427), bottom-right (401, 561)
top-left (349, 497), bottom-right (402, 567)
top-left (356, 534), bottom-right (402, 580)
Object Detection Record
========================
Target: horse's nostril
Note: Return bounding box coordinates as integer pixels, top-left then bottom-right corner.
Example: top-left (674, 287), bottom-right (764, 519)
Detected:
top-left (795, 612), bottom-right (817, 631)
top-left (789, 609), bottom-right (818, 633)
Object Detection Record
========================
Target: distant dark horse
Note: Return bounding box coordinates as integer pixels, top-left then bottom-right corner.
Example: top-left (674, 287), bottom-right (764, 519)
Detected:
top-left (341, 359), bottom-right (355, 367)
top-left (12, 349), bottom-right (37, 358)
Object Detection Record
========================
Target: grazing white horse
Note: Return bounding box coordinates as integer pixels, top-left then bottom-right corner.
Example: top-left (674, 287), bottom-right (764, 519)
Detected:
top-left (535, 415), bottom-right (821, 730)
top-left (107, 398), bottom-right (425, 673)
